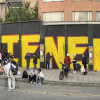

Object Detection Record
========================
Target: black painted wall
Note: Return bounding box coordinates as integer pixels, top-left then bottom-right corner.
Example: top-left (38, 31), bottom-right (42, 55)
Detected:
top-left (0, 21), bottom-right (100, 70)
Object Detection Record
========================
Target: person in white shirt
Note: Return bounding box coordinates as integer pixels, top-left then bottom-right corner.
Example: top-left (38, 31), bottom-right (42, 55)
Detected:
top-left (29, 68), bottom-right (37, 84)
top-left (4, 62), bottom-right (16, 92)
top-left (36, 68), bottom-right (44, 85)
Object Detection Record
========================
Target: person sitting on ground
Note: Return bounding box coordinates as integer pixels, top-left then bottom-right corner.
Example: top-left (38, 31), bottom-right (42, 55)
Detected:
top-left (29, 68), bottom-right (37, 84)
top-left (2, 51), bottom-right (8, 65)
top-left (36, 68), bottom-right (44, 85)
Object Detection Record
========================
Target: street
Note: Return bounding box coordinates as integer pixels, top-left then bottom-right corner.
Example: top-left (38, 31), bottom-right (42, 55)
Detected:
top-left (0, 80), bottom-right (100, 100)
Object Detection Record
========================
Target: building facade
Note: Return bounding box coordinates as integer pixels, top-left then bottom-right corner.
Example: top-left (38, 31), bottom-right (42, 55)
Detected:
top-left (38, 0), bottom-right (100, 22)
top-left (0, 2), bottom-right (8, 21)
top-left (25, 0), bottom-right (38, 8)
top-left (0, 0), bottom-right (38, 8)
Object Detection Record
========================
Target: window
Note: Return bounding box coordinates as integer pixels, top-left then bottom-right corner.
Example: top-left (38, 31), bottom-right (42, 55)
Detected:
top-left (7, 0), bottom-right (22, 8)
top-left (96, 12), bottom-right (100, 21)
top-left (72, 0), bottom-right (91, 1)
top-left (43, 0), bottom-right (64, 2)
top-left (72, 11), bottom-right (92, 21)
top-left (36, 1), bottom-right (38, 6)
top-left (43, 12), bottom-right (64, 22)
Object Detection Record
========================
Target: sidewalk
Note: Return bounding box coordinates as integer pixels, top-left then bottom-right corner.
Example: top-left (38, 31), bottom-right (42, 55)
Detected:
top-left (0, 67), bottom-right (100, 87)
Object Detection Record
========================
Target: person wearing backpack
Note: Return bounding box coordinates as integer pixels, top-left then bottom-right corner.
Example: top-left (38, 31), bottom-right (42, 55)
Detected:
top-left (25, 52), bottom-right (31, 70)
top-left (4, 62), bottom-right (17, 92)
top-left (33, 54), bottom-right (37, 69)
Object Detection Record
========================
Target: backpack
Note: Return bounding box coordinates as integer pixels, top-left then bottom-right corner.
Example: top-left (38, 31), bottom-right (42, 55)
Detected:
top-left (22, 70), bottom-right (28, 78)
top-left (10, 64), bottom-right (18, 75)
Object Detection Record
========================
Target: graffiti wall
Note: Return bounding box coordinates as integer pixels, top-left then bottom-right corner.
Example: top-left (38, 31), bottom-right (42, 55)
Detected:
top-left (1, 22), bottom-right (41, 68)
top-left (0, 22), bottom-right (100, 70)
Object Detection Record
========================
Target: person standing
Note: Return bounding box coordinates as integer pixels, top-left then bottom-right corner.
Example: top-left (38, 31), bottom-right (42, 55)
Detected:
top-left (64, 53), bottom-right (71, 71)
top-left (4, 62), bottom-right (16, 92)
top-left (33, 54), bottom-right (37, 69)
top-left (25, 51), bottom-right (31, 70)
top-left (73, 54), bottom-right (77, 73)
top-left (46, 52), bottom-right (52, 70)
top-left (0, 51), bottom-right (2, 67)
top-left (82, 54), bottom-right (87, 75)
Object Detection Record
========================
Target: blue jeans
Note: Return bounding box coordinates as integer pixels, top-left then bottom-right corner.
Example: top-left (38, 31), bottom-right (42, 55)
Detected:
top-left (34, 63), bottom-right (37, 69)
top-left (36, 77), bottom-right (44, 84)
top-left (73, 63), bottom-right (76, 71)
top-left (26, 60), bottom-right (30, 70)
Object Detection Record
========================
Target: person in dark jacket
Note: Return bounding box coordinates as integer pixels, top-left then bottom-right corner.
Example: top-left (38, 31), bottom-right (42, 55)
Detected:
top-left (33, 54), bottom-right (37, 69)
top-left (82, 54), bottom-right (87, 75)
top-left (25, 52), bottom-right (31, 70)
top-left (73, 54), bottom-right (77, 73)
top-left (46, 52), bottom-right (52, 70)
top-left (64, 53), bottom-right (71, 71)
top-left (2, 51), bottom-right (8, 65)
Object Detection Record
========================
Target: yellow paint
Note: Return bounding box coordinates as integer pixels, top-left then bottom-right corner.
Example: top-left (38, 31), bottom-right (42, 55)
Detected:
top-left (45, 36), bottom-right (65, 69)
top-left (21, 34), bottom-right (40, 68)
top-left (2, 35), bottom-right (19, 54)
top-left (68, 37), bottom-right (88, 69)
top-left (2, 35), bottom-right (19, 62)
top-left (93, 39), bottom-right (100, 71)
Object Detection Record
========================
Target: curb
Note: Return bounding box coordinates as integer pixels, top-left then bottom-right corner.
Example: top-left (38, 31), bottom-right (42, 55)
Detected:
top-left (0, 77), bottom-right (100, 87)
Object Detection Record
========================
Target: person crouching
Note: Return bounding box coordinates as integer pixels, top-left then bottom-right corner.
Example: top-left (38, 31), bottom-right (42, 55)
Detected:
top-left (36, 68), bottom-right (44, 85)
top-left (29, 68), bottom-right (37, 84)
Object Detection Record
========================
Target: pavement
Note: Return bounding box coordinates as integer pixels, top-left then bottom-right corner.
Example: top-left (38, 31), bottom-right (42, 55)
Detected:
top-left (0, 67), bottom-right (100, 87)
top-left (1, 82), bottom-right (100, 100)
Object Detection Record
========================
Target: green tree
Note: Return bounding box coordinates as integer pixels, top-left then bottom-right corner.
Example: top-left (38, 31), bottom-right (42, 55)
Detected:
top-left (33, 6), bottom-right (38, 20)
top-left (5, 2), bottom-right (38, 23)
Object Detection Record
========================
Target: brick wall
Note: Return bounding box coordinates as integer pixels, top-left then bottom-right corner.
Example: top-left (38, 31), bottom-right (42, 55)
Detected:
top-left (38, 0), bottom-right (100, 21)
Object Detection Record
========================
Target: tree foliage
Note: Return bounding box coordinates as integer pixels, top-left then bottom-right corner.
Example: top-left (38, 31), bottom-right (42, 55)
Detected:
top-left (5, 2), bottom-right (38, 23)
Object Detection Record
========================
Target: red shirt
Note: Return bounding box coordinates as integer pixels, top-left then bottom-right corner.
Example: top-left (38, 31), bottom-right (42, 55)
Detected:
top-left (64, 56), bottom-right (71, 67)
